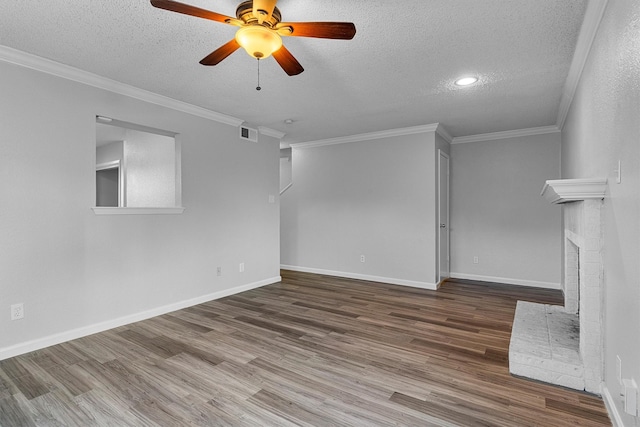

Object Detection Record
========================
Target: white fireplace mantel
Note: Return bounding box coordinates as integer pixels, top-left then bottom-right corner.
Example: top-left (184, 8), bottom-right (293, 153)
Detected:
top-left (540, 178), bottom-right (607, 204)
top-left (513, 180), bottom-right (606, 393)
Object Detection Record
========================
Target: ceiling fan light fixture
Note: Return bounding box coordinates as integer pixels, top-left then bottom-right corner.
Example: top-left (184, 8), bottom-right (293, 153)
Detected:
top-left (455, 76), bottom-right (479, 86)
top-left (235, 25), bottom-right (282, 59)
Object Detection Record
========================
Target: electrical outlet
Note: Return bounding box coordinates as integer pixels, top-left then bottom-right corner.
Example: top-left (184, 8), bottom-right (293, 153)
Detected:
top-left (360, 255), bottom-right (365, 263)
top-left (217, 266), bottom-right (222, 276)
top-left (11, 303), bottom-right (24, 320)
top-left (473, 256), bottom-right (479, 264)
top-left (239, 262), bottom-right (245, 273)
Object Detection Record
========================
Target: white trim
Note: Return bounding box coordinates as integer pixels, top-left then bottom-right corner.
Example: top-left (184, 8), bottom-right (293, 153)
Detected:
top-left (174, 135), bottom-right (183, 208)
top-left (279, 182), bottom-right (293, 196)
top-left (601, 383), bottom-right (623, 426)
top-left (540, 178), bottom-right (608, 204)
top-left (449, 272), bottom-right (561, 290)
top-left (451, 125), bottom-right (560, 144)
top-left (0, 276), bottom-right (281, 361)
top-left (281, 265), bottom-right (439, 290)
top-left (258, 126), bottom-right (286, 139)
top-left (92, 207), bottom-right (186, 215)
top-left (437, 150), bottom-right (451, 283)
top-left (0, 45), bottom-right (243, 127)
top-left (557, 0), bottom-right (609, 129)
top-left (95, 160), bottom-right (120, 171)
top-left (291, 123), bottom-right (443, 149)
top-left (435, 124), bottom-right (453, 144)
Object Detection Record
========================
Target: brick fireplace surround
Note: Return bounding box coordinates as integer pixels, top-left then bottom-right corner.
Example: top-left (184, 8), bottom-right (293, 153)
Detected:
top-left (509, 178), bottom-right (607, 394)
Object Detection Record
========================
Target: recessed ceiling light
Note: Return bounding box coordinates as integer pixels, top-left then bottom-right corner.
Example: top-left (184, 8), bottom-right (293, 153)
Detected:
top-left (455, 76), bottom-right (479, 86)
top-left (284, 119), bottom-right (294, 124)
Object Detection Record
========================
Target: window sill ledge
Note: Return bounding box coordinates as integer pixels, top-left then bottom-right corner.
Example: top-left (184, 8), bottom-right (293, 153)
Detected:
top-left (92, 207), bottom-right (185, 215)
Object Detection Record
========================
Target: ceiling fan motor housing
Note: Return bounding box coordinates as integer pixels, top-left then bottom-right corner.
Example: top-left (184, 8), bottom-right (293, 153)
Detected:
top-left (236, 1), bottom-right (282, 27)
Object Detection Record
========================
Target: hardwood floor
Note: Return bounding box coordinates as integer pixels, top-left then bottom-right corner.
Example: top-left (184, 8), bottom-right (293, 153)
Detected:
top-left (0, 270), bottom-right (611, 426)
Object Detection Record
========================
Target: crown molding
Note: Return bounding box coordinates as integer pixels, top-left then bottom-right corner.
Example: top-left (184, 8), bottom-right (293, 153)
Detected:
top-left (0, 45), bottom-right (244, 127)
top-left (541, 178), bottom-right (607, 204)
top-left (258, 126), bottom-right (286, 140)
top-left (291, 123), bottom-right (445, 149)
top-left (556, 0), bottom-right (608, 129)
top-left (435, 124), bottom-right (453, 144)
top-left (451, 125), bottom-right (560, 144)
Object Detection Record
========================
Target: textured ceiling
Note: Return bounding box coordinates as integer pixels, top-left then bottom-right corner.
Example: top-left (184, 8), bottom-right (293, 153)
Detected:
top-left (0, 0), bottom-right (588, 143)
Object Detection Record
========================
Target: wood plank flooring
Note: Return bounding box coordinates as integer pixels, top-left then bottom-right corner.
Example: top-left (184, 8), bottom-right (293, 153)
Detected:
top-left (0, 270), bottom-right (611, 426)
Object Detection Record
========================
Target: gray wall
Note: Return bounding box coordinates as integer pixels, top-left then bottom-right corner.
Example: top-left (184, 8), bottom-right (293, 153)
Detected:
top-left (281, 131), bottom-right (443, 288)
top-left (450, 133), bottom-right (562, 288)
top-left (561, 0), bottom-right (640, 422)
top-left (124, 129), bottom-right (176, 208)
top-left (0, 60), bottom-right (280, 358)
top-left (96, 140), bottom-right (123, 166)
top-left (279, 148), bottom-right (292, 194)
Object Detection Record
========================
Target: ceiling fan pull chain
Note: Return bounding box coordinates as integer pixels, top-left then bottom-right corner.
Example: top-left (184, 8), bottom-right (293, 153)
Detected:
top-left (256, 58), bottom-right (262, 91)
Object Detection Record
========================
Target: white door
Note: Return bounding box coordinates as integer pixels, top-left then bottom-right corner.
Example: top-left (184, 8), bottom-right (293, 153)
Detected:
top-left (438, 150), bottom-right (450, 284)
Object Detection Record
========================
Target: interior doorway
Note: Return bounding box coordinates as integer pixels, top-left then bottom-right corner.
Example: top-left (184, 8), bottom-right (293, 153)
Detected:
top-left (437, 150), bottom-right (450, 284)
top-left (96, 161), bottom-right (122, 207)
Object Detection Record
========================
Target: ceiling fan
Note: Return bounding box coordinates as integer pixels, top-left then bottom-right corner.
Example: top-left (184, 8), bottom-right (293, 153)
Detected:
top-left (150, 0), bottom-right (356, 76)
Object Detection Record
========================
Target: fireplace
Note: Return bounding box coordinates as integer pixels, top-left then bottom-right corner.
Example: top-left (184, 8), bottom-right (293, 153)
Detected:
top-left (565, 239), bottom-right (579, 314)
top-left (509, 178), bottom-right (606, 393)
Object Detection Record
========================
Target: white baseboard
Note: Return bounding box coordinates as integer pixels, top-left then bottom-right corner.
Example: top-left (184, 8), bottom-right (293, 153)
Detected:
top-left (602, 383), bottom-right (624, 427)
top-left (0, 276), bottom-right (281, 361)
top-left (281, 265), bottom-right (438, 290)
top-left (449, 272), bottom-right (561, 290)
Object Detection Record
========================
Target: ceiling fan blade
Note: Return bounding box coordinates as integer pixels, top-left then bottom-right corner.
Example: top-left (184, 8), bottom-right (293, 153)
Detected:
top-left (272, 45), bottom-right (304, 76)
top-left (199, 39), bottom-right (241, 66)
top-left (276, 22), bottom-right (356, 39)
top-left (150, 0), bottom-right (239, 25)
top-left (253, 0), bottom-right (277, 24)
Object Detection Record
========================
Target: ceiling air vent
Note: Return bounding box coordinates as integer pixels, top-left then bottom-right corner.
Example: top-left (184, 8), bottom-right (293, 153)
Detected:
top-left (239, 126), bottom-right (258, 142)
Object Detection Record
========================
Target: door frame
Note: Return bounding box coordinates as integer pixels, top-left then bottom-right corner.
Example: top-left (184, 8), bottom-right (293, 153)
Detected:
top-left (437, 149), bottom-right (450, 285)
top-left (96, 160), bottom-right (124, 207)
